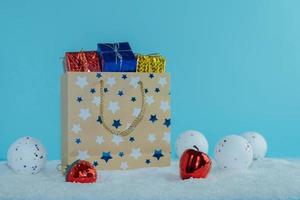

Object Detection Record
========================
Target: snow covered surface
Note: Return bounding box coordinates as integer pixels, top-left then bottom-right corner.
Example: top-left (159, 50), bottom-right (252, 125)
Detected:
top-left (1, 158), bottom-right (300, 200)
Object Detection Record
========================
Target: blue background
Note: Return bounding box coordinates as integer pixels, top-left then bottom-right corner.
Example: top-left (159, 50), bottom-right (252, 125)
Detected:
top-left (1, 0), bottom-right (300, 160)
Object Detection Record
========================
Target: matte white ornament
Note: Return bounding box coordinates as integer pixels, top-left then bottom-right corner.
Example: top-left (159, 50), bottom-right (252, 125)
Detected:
top-left (241, 131), bottom-right (267, 160)
top-left (175, 130), bottom-right (208, 157)
top-left (7, 136), bottom-right (47, 174)
top-left (214, 135), bottom-right (253, 170)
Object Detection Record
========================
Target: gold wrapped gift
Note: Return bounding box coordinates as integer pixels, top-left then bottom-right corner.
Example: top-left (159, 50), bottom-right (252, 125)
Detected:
top-left (136, 54), bottom-right (166, 73)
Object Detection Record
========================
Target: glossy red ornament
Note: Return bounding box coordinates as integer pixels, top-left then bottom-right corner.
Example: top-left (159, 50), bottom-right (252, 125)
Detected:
top-left (180, 145), bottom-right (212, 180)
top-left (66, 160), bottom-right (97, 183)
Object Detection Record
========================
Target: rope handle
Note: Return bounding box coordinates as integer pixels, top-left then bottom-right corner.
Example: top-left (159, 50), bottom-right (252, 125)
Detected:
top-left (99, 80), bottom-right (145, 137)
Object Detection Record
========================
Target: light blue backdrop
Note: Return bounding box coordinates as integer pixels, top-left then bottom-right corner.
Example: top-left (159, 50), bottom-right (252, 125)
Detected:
top-left (1, 0), bottom-right (300, 160)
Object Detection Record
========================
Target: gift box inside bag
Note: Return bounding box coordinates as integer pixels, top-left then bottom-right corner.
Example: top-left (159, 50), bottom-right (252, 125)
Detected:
top-left (61, 72), bottom-right (171, 171)
top-left (97, 42), bottom-right (137, 72)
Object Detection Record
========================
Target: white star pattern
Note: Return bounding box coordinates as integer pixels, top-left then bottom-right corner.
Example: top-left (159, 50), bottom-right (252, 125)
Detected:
top-left (132, 107), bottom-right (141, 117)
top-left (158, 77), bottom-right (167, 87)
top-left (71, 124), bottom-right (81, 134)
top-left (129, 76), bottom-right (140, 88)
top-left (108, 101), bottom-right (120, 114)
top-left (163, 132), bottom-right (170, 143)
top-left (160, 101), bottom-right (170, 112)
top-left (106, 77), bottom-right (116, 87)
top-left (146, 95), bottom-right (154, 105)
top-left (92, 96), bottom-right (101, 106)
top-left (120, 162), bottom-right (128, 170)
top-left (96, 136), bottom-right (104, 145)
top-left (75, 76), bottom-right (88, 89)
top-left (148, 134), bottom-right (156, 143)
top-left (77, 150), bottom-right (90, 160)
top-left (111, 135), bottom-right (124, 146)
top-left (79, 108), bottom-right (91, 120)
top-left (130, 148), bottom-right (142, 160)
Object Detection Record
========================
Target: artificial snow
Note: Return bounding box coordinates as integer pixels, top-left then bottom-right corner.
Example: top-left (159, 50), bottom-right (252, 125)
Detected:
top-left (0, 158), bottom-right (300, 200)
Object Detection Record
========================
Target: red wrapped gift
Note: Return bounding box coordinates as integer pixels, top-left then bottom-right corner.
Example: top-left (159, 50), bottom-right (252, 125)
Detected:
top-left (65, 51), bottom-right (101, 72)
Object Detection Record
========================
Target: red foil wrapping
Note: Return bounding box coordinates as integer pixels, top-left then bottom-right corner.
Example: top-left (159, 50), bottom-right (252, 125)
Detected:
top-left (65, 51), bottom-right (101, 72)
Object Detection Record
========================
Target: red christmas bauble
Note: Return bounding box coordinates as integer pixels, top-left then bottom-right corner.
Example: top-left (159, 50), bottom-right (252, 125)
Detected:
top-left (180, 145), bottom-right (212, 180)
top-left (66, 160), bottom-right (97, 183)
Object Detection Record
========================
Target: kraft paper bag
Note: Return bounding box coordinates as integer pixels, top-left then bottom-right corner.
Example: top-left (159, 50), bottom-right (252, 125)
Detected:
top-left (61, 72), bottom-right (171, 171)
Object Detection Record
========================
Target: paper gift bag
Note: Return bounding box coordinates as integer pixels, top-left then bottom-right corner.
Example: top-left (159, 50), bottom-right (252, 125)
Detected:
top-left (61, 72), bottom-right (171, 171)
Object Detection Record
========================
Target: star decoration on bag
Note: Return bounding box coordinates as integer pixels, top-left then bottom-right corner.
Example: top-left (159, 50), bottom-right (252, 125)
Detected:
top-left (75, 76), bottom-right (88, 89)
top-left (75, 138), bottom-right (81, 144)
top-left (112, 135), bottom-right (124, 146)
top-left (146, 96), bottom-right (154, 105)
top-left (112, 119), bottom-right (122, 129)
top-left (145, 159), bottom-right (151, 164)
top-left (121, 74), bottom-right (127, 80)
top-left (160, 101), bottom-right (170, 112)
top-left (130, 148), bottom-right (141, 160)
top-left (158, 77), bottom-right (167, 87)
top-left (148, 134), bottom-right (156, 143)
top-left (76, 96), bottom-right (83, 103)
top-left (118, 152), bottom-right (124, 157)
top-left (96, 116), bottom-right (102, 124)
top-left (163, 118), bottom-right (171, 128)
top-left (155, 88), bottom-right (160, 93)
top-left (77, 150), bottom-right (90, 160)
top-left (96, 136), bottom-right (104, 145)
top-left (144, 88), bottom-right (149, 93)
top-left (131, 97), bottom-right (136, 102)
top-left (93, 161), bottom-right (98, 167)
top-left (108, 101), bottom-right (120, 114)
top-left (129, 76), bottom-right (140, 88)
top-left (79, 108), bottom-right (91, 120)
top-left (149, 74), bottom-right (154, 79)
top-left (71, 124), bottom-right (81, 134)
top-left (118, 90), bottom-right (124, 96)
top-left (106, 77), bottom-right (116, 87)
top-left (92, 96), bottom-right (101, 106)
top-left (132, 108), bottom-right (141, 117)
top-left (101, 152), bottom-right (112, 163)
top-left (129, 137), bottom-right (135, 142)
top-left (96, 73), bottom-right (102, 78)
top-left (153, 149), bottom-right (164, 160)
top-left (90, 88), bottom-right (96, 94)
top-left (149, 115), bottom-right (158, 123)
top-left (104, 88), bottom-right (109, 93)
top-left (120, 162), bottom-right (128, 170)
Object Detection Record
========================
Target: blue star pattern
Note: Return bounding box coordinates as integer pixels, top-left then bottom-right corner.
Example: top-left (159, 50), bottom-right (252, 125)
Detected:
top-left (76, 97), bottom-right (83, 102)
top-left (97, 116), bottom-right (102, 124)
top-left (122, 74), bottom-right (127, 80)
top-left (129, 137), bottom-right (135, 142)
top-left (93, 161), bottom-right (98, 166)
top-left (75, 138), bottom-right (81, 144)
top-left (163, 118), bottom-right (171, 128)
top-left (131, 97), bottom-right (136, 102)
top-left (149, 74), bottom-right (154, 79)
top-left (90, 88), bottom-right (96, 94)
top-left (155, 88), bottom-right (160, 93)
top-left (101, 152), bottom-right (112, 163)
top-left (145, 159), bottom-right (151, 164)
top-left (96, 73), bottom-right (102, 78)
top-left (104, 88), bottom-right (109, 93)
top-left (112, 119), bottom-right (122, 129)
top-left (149, 115), bottom-right (158, 123)
top-left (144, 88), bottom-right (149, 93)
top-left (118, 90), bottom-right (124, 96)
top-left (119, 152), bottom-right (124, 157)
top-left (153, 149), bottom-right (164, 160)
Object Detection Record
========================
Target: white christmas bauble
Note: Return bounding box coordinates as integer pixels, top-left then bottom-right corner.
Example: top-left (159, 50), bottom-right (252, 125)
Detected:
top-left (7, 136), bottom-right (47, 174)
top-left (241, 131), bottom-right (267, 160)
top-left (214, 135), bottom-right (253, 170)
top-left (175, 130), bottom-right (208, 157)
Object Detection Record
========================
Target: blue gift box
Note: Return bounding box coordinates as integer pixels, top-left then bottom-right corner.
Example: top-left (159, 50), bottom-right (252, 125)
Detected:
top-left (97, 42), bottom-right (137, 72)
